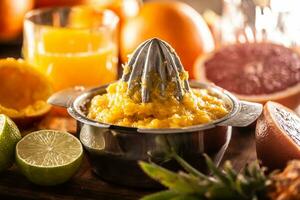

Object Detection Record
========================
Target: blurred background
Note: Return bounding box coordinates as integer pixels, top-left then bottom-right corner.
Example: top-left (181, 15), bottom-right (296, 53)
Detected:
top-left (0, 0), bottom-right (299, 111)
top-left (2, 0), bottom-right (300, 56)
top-left (0, 0), bottom-right (221, 58)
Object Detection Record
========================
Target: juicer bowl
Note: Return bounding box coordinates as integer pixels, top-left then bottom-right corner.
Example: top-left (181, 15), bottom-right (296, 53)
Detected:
top-left (48, 81), bottom-right (262, 188)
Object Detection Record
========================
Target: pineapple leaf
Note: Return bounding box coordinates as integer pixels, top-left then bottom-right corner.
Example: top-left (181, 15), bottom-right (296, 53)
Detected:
top-left (172, 152), bottom-right (208, 180)
top-left (140, 190), bottom-right (179, 200)
top-left (139, 161), bottom-right (202, 194)
top-left (204, 154), bottom-right (230, 185)
top-left (170, 194), bottom-right (203, 200)
top-left (140, 154), bottom-right (270, 200)
top-left (236, 162), bottom-right (268, 199)
top-left (223, 161), bottom-right (237, 185)
top-left (205, 182), bottom-right (235, 199)
top-left (223, 161), bottom-right (237, 182)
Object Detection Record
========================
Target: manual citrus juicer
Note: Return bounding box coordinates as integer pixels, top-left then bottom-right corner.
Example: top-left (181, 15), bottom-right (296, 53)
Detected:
top-left (122, 38), bottom-right (190, 103)
top-left (48, 38), bottom-right (262, 188)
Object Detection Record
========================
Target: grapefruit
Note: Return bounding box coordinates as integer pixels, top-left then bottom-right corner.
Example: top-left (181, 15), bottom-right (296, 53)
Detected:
top-left (120, 1), bottom-right (215, 79)
top-left (255, 101), bottom-right (300, 170)
top-left (194, 42), bottom-right (300, 109)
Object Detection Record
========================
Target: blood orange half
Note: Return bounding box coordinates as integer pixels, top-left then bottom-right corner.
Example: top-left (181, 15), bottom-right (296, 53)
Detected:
top-left (256, 101), bottom-right (300, 170)
top-left (194, 42), bottom-right (300, 109)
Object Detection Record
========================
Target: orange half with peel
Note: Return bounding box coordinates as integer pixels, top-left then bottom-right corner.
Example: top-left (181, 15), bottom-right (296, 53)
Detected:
top-left (0, 58), bottom-right (52, 124)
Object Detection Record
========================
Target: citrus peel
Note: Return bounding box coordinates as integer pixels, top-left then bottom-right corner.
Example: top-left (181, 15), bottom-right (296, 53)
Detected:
top-left (0, 58), bottom-right (52, 123)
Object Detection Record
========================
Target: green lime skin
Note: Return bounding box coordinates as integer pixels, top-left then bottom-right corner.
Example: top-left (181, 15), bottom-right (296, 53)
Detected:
top-left (0, 114), bottom-right (21, 172)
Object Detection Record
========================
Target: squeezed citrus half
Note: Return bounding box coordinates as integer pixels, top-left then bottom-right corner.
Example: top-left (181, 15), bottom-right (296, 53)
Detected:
top-left (16, 130), bottom-right (83, 186)
top-left (0, 58), bottom-right (52, 123)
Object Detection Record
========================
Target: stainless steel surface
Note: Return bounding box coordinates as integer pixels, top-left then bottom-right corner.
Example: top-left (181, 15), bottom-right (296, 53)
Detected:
top-left (218, 100), bottom-right (263, 127)
top-left (50, 81), bottom-right (262, 132)
top-left (78, 123), bottom-right (231, 188)
top-left (122, 38), bottom-right (190, 103)
top-left (47, 81), bottom-right (262, 188)
top-left (47, 86), bottom-right (86, 108)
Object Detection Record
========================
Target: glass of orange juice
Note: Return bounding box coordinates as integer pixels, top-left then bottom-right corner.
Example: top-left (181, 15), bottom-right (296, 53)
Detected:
top-left (23, 7), bottom-right (119, 91)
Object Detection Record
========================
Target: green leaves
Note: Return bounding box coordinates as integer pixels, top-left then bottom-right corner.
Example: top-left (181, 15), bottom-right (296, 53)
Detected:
top-left (139, 162), bottom-right (203, 194)
top-left (141, 190), bottom-right (201, 200)
top-left (141, 190), bottom-right (179, 200)
top-left (139, 154), bottom-right (269, 200)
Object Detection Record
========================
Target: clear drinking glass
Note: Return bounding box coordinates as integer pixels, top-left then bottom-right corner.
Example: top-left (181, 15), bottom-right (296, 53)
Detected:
top-left (23, 7), bottom-right (119, 91)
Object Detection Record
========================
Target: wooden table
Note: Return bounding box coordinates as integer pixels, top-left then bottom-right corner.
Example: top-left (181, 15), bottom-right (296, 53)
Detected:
top-left (0, 119), bottom-right (257, 200)
top-left (0, 44), bottom-right (257, 199)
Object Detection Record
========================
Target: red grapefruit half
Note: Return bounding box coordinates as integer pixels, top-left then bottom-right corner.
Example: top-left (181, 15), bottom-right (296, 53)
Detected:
top-left (194, 42), bottom-right (300, 109)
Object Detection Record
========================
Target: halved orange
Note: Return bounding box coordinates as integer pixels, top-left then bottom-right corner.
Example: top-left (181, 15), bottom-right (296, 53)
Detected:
top-left (0, 58), bottom-right (52, 125)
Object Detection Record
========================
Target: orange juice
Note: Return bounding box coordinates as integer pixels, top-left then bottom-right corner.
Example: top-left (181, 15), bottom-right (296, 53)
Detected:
top-left (23, 7), bottom-right (119, 91)
top-left (24, 27), bottom-right (118, 91)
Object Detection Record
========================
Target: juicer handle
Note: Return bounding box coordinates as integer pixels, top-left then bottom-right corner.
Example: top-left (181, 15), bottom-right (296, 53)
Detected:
top-left (218, 101), bottom-right (263, 127)
top-left (47, 86), bottom-right (86, 108)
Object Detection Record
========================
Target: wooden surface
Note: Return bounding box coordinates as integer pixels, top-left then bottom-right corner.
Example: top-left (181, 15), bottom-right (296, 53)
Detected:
top-left (0, 44), bottom-right (257, 199)
top-left (0, 114), bottom-right (257, 200)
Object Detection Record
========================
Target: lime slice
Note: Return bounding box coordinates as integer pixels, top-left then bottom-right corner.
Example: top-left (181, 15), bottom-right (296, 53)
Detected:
top-left (0, 114), bottom-right (21, 172)
top-left (16, 130), bottom-right (83, 186)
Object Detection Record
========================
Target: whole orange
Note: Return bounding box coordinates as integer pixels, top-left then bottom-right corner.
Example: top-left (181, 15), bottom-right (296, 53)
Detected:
top-left (0, 0), bottom-right (34, 41)
top-left (120, 1), bottom-right (214, 78)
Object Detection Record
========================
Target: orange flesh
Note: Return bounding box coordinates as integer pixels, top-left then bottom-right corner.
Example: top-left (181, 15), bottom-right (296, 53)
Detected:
top-left (88, 81), bottom-right (229, 128)
top-left (0, 66), bottom-right (50, 110)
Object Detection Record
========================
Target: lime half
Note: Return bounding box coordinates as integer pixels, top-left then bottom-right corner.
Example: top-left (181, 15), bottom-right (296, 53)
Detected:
top-left (16, 130), bottom-right (83, 186)
top-left (0, 114), bottom-right (21, 172)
